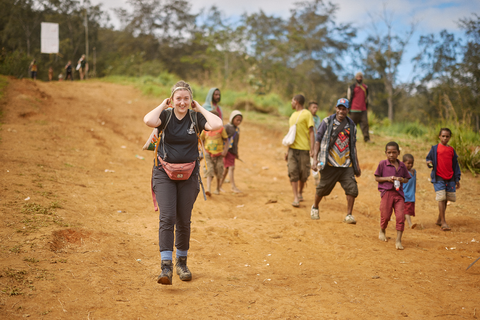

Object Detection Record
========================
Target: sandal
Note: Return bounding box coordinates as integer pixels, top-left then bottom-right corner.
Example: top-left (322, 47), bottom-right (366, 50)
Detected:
top-left (291, 201), bottom-right (300, 208)
top-left (298, 195), bottom-right (304, 202)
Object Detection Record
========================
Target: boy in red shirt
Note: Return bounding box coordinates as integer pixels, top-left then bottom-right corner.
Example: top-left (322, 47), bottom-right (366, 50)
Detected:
top-left (426, 128), bottom-right (461, 231)
top-left (374, 141), bottom-right (411, 250)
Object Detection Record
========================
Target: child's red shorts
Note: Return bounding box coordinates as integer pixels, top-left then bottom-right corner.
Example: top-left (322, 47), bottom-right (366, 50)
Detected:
top-left (404, 202), bottom-right (415, 217)
top-left (223, 151), bottom-right (236, 168)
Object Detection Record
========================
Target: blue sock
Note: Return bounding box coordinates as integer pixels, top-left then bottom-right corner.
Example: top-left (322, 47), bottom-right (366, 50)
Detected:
top-left (160, 251), bottom-right (173, 261)
top-left (176, 249), bottom-right (188, 258)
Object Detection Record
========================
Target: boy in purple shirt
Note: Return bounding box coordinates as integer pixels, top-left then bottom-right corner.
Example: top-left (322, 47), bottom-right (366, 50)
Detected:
top-left (374, 141), bottom-right (411, 250)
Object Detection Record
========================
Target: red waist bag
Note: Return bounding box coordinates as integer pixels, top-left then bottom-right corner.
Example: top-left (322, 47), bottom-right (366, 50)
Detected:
top-left (158, 156), bottom-right (195, 180)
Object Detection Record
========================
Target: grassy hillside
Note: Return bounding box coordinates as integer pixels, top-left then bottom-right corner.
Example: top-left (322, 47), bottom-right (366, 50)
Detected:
top-left (101, 75), bottom-right (480, 174)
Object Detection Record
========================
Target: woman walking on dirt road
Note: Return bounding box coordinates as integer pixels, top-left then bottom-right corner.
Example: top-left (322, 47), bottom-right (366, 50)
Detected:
top-left (144, 80), bottom-right (223, 285)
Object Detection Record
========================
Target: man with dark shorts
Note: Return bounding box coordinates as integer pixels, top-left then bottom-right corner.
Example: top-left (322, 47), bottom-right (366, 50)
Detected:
top-left (311, 98), bottom-right (361, 222)
top-left (285, 94), bottom-right (315, 207)
top-left (347, 72), bottom-right (371, 143)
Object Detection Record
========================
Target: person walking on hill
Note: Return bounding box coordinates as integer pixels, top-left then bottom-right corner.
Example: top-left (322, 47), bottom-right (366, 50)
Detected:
top-left (222, 110), bottom-right (243, 193)
top-left (285, 94), bottom-right (315, 207)
top-left (77, 54), bottom-right (88, 80)
top-left (200, 110), bottom-right (228, 196)
top-left (347, 72), bottom-right (371, 143)
top-left (65, 61), bottom-right (73, 81)
top-left (374, 141), bottom-right (411, 250)
top-left (308, 101), bottom-right (321, 132)
top-left (143, 80), bottom-right (223, 285)
top-left (203, 88), bottom-right (223, 121)
top-left (426, 128), bottom-right (461, 231)
top-left (29, 60), bottom-right (37, 80)
top-left (308, 101), bottom-right (321, 186)
top-left (311, 98), bottom-right (361, 222)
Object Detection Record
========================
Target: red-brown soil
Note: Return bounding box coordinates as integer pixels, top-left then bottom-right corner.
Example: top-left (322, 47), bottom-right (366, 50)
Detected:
top-left (0, 78), bottom-right (479, 319)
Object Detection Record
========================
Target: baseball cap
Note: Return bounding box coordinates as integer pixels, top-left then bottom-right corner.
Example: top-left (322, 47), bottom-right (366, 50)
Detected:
top-left (336, 98), bottom-right (349, 109)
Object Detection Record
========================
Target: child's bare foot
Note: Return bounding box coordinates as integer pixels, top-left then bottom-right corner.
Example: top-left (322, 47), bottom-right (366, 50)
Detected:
top-left (410, 223), bottom-right (417, 229)
top-left (213, 190), bottom-right (220, 195)
top-left (379, 230), bottom-right (387, 242)
top-left (232, 187), bottom-right (241, 194)
top-left (395, 241), bottom-right (404, 250)
top-left (219, 188), bottom-right (226, 193)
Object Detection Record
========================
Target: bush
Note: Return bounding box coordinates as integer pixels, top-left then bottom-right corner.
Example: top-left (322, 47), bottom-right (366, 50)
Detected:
top-left (0, 50), bottom-right (31, 78)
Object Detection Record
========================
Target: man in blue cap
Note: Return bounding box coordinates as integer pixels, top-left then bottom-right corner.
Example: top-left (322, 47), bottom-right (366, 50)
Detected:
top-left (310, 98), bottom-right (362, 223)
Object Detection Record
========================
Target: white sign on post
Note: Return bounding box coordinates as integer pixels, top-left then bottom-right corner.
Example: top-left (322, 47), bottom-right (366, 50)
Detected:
top-left (41, 22), bottom-right (59, 54)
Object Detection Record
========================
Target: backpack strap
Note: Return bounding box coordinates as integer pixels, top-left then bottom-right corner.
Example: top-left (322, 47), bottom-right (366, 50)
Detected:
top-left (189, 110), bottom-right (208, 201)
top-left (154, 108), bottom-right (173, 167)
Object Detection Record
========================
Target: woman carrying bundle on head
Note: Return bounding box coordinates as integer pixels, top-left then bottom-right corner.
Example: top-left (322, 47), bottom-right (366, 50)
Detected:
top-left (143, 80), bottom-right (223, 285)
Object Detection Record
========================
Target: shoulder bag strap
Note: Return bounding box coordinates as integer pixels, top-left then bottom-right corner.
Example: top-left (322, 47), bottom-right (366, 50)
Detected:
top-left (190, 110), bottom-right (207, 201)
top-left (358, 83), bottom-right (368, 104)
top-left (294, 109), bottom-right (304, 126)
top-left (328, 118), bottom-right (348, 150)
top-left (154, 108), bottom-right (172, 167)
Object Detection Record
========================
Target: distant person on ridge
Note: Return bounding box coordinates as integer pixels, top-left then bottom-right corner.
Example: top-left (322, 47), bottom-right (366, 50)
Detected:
top-left (77, 54), bottom-right (88, 80)
top-left (285, 94), bottom-right (314, 207)
top-left (48, 67), bottom-right (53, 81)
top-left (203, 88), bottom-right (223, 121)
top-left (347, 72), bottom-right (371, 143)
top-left (65, 61), bottom-right (73, 81)
top-left (29, 60), bottom-right (37, 80)
top-left (311, 98), bottom-right (361, 222)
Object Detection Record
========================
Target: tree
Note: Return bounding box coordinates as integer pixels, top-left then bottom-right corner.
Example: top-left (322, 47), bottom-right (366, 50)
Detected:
top-left (363, 6), bottom-right (415, 122)
top-left (413, 14), bottom-right (480, 131)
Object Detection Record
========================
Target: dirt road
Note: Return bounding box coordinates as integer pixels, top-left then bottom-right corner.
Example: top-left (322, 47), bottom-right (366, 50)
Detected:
top-left (1, 78), bottom-right (479, 319)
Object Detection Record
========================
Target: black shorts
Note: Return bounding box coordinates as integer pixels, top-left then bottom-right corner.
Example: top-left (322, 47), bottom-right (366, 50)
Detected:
top-left (316, 165), bottom-right (358, 198)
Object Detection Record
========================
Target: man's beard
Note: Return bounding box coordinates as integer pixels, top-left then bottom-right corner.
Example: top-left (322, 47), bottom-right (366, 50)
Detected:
top-left (356, 79), bottom-right (362, 84)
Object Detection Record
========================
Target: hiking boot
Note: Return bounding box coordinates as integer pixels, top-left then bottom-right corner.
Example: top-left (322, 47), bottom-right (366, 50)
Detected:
top-left (310, 206), bottom-right (320, 220)
top-left (157, 260), bottom-right (173, 285)
top-left (343, 214), bottom-right (357, 225)
top-left (175, 256), bottom-right (192, 281)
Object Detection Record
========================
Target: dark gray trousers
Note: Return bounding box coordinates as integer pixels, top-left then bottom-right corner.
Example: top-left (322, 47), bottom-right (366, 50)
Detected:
top-left (349, 111), bottom-right (370, 142)
top-left (152, 166), bottom-right (199, 252)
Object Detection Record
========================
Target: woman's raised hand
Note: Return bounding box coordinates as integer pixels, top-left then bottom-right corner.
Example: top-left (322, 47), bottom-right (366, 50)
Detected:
top-left (161, 98), bottom-right (170, 107)
top-left (191, 100), bottom-right (201, 112)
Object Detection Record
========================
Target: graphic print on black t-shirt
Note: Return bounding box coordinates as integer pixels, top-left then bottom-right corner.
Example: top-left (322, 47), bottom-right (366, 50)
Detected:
top-left (157, 110), bottom-right (207, 163)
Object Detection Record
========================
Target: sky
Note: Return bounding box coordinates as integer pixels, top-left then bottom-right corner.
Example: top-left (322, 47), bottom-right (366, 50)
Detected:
top-left (90, 0), bottom-right (480, 83)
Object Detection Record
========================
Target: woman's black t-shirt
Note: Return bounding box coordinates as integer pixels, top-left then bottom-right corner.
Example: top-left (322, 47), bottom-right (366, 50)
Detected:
top-left (157, 109), bottom-right (207, 163)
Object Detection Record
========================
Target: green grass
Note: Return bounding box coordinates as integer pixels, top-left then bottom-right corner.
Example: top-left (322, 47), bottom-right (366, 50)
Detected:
top-left (0, 75), bottom-right (8, 100)
top-left (0, 75), bottom-right (8, 127)
top-left (100, 74), bottom-right (295, 116)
